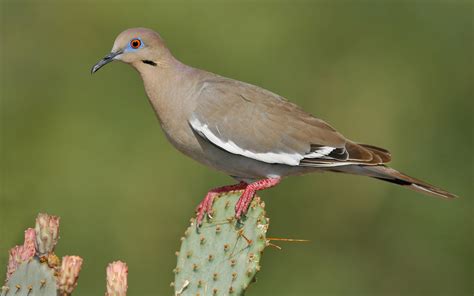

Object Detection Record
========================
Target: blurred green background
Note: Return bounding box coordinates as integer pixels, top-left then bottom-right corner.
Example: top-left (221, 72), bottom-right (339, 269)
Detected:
top-left (1, 0), bottom-right (472, 295)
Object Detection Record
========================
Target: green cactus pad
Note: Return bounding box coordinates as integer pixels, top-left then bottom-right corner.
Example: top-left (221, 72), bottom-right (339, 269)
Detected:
top-left (1, 258), bottom-right (56, 296)
top-left (174, 191), bottom-right (269, 296)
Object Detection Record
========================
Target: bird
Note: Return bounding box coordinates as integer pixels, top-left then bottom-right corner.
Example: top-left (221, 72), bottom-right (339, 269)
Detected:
top-left (91, 28), bottom-right (457, 225)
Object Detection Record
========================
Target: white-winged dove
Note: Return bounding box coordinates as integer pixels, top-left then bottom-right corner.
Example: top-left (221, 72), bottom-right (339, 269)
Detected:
top-left (92, 28), bottom-right (457, 224)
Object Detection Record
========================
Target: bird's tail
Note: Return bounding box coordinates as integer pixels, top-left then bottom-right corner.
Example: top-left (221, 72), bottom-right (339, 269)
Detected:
top-left (333, 165), bottom-right (458, 199)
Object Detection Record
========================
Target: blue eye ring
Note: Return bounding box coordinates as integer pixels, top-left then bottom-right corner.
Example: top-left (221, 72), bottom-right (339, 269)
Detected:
top-left (129, 38), bottom-right (143, 50)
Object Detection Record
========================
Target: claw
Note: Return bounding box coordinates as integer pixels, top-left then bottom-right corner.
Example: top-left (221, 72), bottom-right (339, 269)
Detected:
top-left (195, 182), bottom-right (248, 226)
top-left (196, 194), bottom-right (214, 226)
top-left (234, 177), bottom-right (281, 220)
top-left (196, 178), bottom-right (280, 225)
top-left (235, 191), bottom-right (254, 219)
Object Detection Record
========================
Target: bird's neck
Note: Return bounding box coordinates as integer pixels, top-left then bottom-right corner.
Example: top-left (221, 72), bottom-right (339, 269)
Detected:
top-left (134, 57), bottom-right (198, 129)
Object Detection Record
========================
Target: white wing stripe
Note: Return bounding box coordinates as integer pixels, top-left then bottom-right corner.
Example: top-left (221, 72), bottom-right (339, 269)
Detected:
top-left (304, 146), bottom-right (335, 158)
top-left (190, 117), bottom-right (336, 166)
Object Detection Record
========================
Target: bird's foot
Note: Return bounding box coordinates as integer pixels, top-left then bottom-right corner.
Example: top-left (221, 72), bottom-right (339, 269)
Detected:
top-left (195, 182), bottom-right (247, 226)
top-left (235, 177), bottom-right (281, 219)
top-left (235, 190), bottom-right (255, 220)
top-left (195, 192), bottom-right (215, 226)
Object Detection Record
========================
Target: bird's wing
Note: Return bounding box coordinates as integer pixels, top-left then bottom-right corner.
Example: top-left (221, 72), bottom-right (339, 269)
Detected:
top-left (189, 78), bottom-right (390, 166)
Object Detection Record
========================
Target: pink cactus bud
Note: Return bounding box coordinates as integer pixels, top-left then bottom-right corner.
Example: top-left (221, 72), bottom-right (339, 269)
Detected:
top-left (57, 256), bottom-right (83, 295)
top-left (35, 213), bottom-right (60, 256)
top-left (5, 229), bottom-right (37, 281)
top-left (6, 246), bottom-right (22, 280)
top-left (106, 261), bottom-right (128, 296)
top-left (21, 228), bottom-right (36, 261)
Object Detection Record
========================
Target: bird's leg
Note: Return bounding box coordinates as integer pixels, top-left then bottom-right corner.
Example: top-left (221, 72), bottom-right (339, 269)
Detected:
top-left (196, 182), bottom-right (247, 225)
top-left (235, 177), bottom-right (281, 219)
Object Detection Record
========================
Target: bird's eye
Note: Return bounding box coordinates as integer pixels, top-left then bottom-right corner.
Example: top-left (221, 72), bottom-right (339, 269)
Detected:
top-left (130, 39), bottom-right (141, 49)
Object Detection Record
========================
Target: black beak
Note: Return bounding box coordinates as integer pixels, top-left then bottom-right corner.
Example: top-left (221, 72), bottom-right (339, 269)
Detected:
top-left (91, 51), bottom-right (122, 74)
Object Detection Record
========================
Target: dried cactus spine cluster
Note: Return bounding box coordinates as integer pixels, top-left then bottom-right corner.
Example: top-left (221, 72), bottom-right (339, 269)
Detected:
top-left (2, 213), bottom-right (129, 296)
top-left (173, 191), bottom-right (269, 296)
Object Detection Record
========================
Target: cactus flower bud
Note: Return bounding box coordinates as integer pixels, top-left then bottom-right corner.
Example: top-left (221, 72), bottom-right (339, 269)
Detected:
top-left (35, 213), bottom-right (60, 256)
top-left (5, 229), bottom-right (37, 281)
top-left (6, 246), bottom-right (22, 281)
top-left (106, 261), bottom-right (128, 296)
top-left (21, 228), bottom-right (36, 261)
top-left (57, 255), bottom-right (83, 295)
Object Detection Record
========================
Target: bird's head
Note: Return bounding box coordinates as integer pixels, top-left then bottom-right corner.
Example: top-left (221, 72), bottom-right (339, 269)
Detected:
top-left (91, 28), bottom-right (171, 73)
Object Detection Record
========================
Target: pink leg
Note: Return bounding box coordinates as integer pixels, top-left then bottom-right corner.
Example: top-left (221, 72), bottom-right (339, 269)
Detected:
top-left (196, 182), bottom-right (247, 225)
top-left (235, 177), bottom-right (281, 219)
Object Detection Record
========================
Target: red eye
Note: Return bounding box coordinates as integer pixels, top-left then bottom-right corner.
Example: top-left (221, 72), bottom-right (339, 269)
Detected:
top-left (130, 39), bottom-right (141, 49)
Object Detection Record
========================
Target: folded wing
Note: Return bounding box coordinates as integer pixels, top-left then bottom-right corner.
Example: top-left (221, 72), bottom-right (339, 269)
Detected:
top-left (190, 78), bottom-right (390, 167)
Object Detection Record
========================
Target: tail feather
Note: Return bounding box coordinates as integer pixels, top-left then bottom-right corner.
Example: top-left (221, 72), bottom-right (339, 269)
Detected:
top-left (334, 165), bottom-right (458, 199)
top-left (359, 144), bottom-right (392, 163)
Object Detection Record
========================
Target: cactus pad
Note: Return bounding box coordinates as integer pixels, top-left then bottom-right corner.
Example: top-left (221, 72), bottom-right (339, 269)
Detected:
top-left (1, 258), bottom-right (57, 296)
top-left (174, 191), bottom-right (269, 296)
top-left (3, 213), bottom-right (129, 295)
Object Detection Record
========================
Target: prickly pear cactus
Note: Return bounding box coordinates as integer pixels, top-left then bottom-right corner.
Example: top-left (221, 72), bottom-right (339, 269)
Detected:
top-left (3, 213), bottom-right (129, 296)
top-left (2, 213), bottom-right (83, 296)
top-left (173, 192), bottom-right (269, 296)
top-left (1, 259), bottom-right (57, 296)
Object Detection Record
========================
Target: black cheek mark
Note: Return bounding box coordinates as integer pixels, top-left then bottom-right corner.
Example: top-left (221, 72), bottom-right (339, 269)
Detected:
top-left (142, 60), bottom-right (157, 66)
